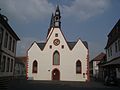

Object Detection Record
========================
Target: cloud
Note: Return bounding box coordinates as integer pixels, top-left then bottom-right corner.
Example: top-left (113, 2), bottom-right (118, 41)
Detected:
top-left (0, 0), bottom-right (54, 22)
top-left (0, 0), bottom-right (110, 22)
top-left (16, 37), bottom-right (40, 56)
top-left (62, 0), bottom-right (110, 20)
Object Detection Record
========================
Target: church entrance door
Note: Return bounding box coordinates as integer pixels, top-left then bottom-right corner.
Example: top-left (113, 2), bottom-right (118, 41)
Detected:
top-left (52, 68), bottom-right (60, 80)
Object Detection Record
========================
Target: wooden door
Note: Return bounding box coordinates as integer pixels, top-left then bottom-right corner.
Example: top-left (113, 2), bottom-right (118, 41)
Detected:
top-left (52, 69), bottom-right (60, 80)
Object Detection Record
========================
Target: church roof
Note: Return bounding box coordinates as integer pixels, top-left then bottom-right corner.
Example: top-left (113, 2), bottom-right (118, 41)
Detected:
top-left (82, 41), bottom-right (88, 49)
top-left (36, 41), bottom-right (88, 51)
top-left (37, 43), bottom-right (46, 50)
top-left (67, 42), bottom-right (77, 50)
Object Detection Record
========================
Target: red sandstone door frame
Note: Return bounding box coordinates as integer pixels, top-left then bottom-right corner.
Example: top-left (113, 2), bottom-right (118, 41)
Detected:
top-left (52, 68), bottom-right (60, 80)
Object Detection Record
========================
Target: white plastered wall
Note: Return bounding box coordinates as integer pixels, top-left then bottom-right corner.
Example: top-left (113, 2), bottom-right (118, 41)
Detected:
top-left (27, 28), bottom-right (88, 81)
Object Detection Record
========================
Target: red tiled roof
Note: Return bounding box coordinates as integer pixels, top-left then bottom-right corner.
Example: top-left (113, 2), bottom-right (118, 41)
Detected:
top-left (92, 52), bottom-right (106, 61)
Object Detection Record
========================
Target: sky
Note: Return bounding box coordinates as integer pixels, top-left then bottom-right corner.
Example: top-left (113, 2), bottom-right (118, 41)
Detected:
top-left (0, 0), bottom-right (120, 59)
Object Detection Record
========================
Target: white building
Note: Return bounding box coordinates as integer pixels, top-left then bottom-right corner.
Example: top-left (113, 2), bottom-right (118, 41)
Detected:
top-left (89, 52), bottom-right (106, 78)
top-left (27, 6), bottom-right (89, 81)
top-left (0, 13), bottom-right (20, 79)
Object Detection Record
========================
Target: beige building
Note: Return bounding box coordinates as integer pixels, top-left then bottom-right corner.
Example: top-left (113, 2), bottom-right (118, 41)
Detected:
top-left (27, 6), bottom-right (89, 81)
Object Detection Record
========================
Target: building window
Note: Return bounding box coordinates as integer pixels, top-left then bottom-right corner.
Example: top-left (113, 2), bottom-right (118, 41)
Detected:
top-left (12, 40), bottom-right (15, 52)
top-left (55, 33), bottom-right (58, 37)
top-left (83, 73), bottom-right (85, 78)
top-left (32, 60), bottom-right (38, 73)
top-left (118, 40), bottom-right (120, 51)
top-left (61, 45), bottom-right (64, 49)
top-left (6, 57), bottom-right (10, 72)
top-left (1, 55), bottom-right (6, 72)
top-left (115, 42), bottom-right (118, 53)
top-left (53, 51), bottom-right (60, 65)
top-left (110, 46), bottom-right (112, 56)
top-left (49, 45), bottom-right (52, 49)
top-left (8, 36), bottom-right (12, 50)
top-left (108, 48), bottom-right (110, 57)
top-left (10, 59), bottom-right (13, 72)
top-left (4, 32), bottom-right (8, 48)
top-left (76, 60), bottom-right (82, 74)
top-left (0, 27), bottom-right (3, 45)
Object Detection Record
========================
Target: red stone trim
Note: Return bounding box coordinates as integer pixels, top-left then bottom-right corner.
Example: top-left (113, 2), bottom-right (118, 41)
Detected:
top-left (26, 56), bottom-right (28, 80)
top-left (86, 49), bottom-right (90, 82)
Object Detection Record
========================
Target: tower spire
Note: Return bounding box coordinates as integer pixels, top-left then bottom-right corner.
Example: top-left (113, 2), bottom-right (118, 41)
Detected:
top-left (47, 5), bottom-right (61, 39)
top-left (49, 13), bottom-right (54, 28)
top-left (54, 5), bottom-right (61, 28)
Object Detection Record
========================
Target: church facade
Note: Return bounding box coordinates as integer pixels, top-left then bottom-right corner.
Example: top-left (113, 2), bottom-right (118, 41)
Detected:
top-left (27, 6), bottom-right (89, 82)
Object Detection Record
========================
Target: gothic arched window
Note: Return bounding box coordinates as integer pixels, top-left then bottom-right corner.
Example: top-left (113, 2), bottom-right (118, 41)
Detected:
top-left (76, 60), bottom-right (82, 74)
top-left (53, 51), bottom-right (60, 65)
top-left (32, 60), bottom-right (38, 73)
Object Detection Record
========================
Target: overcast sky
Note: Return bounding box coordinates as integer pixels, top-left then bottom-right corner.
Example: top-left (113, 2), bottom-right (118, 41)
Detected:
top-left (0, 0), bottom-right (120, 59)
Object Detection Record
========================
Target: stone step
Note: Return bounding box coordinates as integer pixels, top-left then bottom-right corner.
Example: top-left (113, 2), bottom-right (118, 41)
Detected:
top-left (0, 77), bottom-right (10, 90)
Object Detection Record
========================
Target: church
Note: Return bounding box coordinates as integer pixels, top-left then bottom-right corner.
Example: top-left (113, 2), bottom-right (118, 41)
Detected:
top-left (27, 6), bottom-right (89, 82)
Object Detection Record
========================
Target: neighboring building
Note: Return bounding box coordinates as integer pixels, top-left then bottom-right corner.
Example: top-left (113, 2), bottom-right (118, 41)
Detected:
top-left (14, 59), bottom-right (25, 77)
top-left (89, 52), bottom-right (106, 78)
top-left (104, 19), bottom-right (120, 81)
top-left (97, 54), bottom-right (106, 81)
top-left (27, 6), bottom-right (89, 81)
top-left (0, 13), bottom-right (20, 79)
top-left (14, 57), bottom-right (27, 78)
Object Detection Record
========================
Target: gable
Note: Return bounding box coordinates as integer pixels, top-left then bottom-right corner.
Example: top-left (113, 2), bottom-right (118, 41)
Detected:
top-left (36, 27), bottom-right (88, 51)
top-left (72, 39), bottom-right (88, 52)
top-left (27, 41), bottom-right (41, 53)
top-left (67, 41), bottom-right (88, 50)
top-left (44, 27), bottom-right (70, 50)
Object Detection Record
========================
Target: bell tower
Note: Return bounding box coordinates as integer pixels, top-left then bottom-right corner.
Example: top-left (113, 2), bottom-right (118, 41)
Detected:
top-left (54, 5), bottom-right (61, 28)
top-left (47, 5), bottom-right (61, 39)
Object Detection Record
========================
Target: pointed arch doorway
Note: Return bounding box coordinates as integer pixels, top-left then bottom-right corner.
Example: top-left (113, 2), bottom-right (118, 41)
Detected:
top-left (52, 68), bottom-right (60, 80)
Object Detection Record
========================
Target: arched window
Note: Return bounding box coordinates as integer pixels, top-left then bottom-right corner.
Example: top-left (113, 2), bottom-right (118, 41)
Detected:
top-left (53, 51), bottom-right (60, 65)
top-left (76, 60), bottom-right (82, 74)
top-left (32, 60), bottom-right (38, 73)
